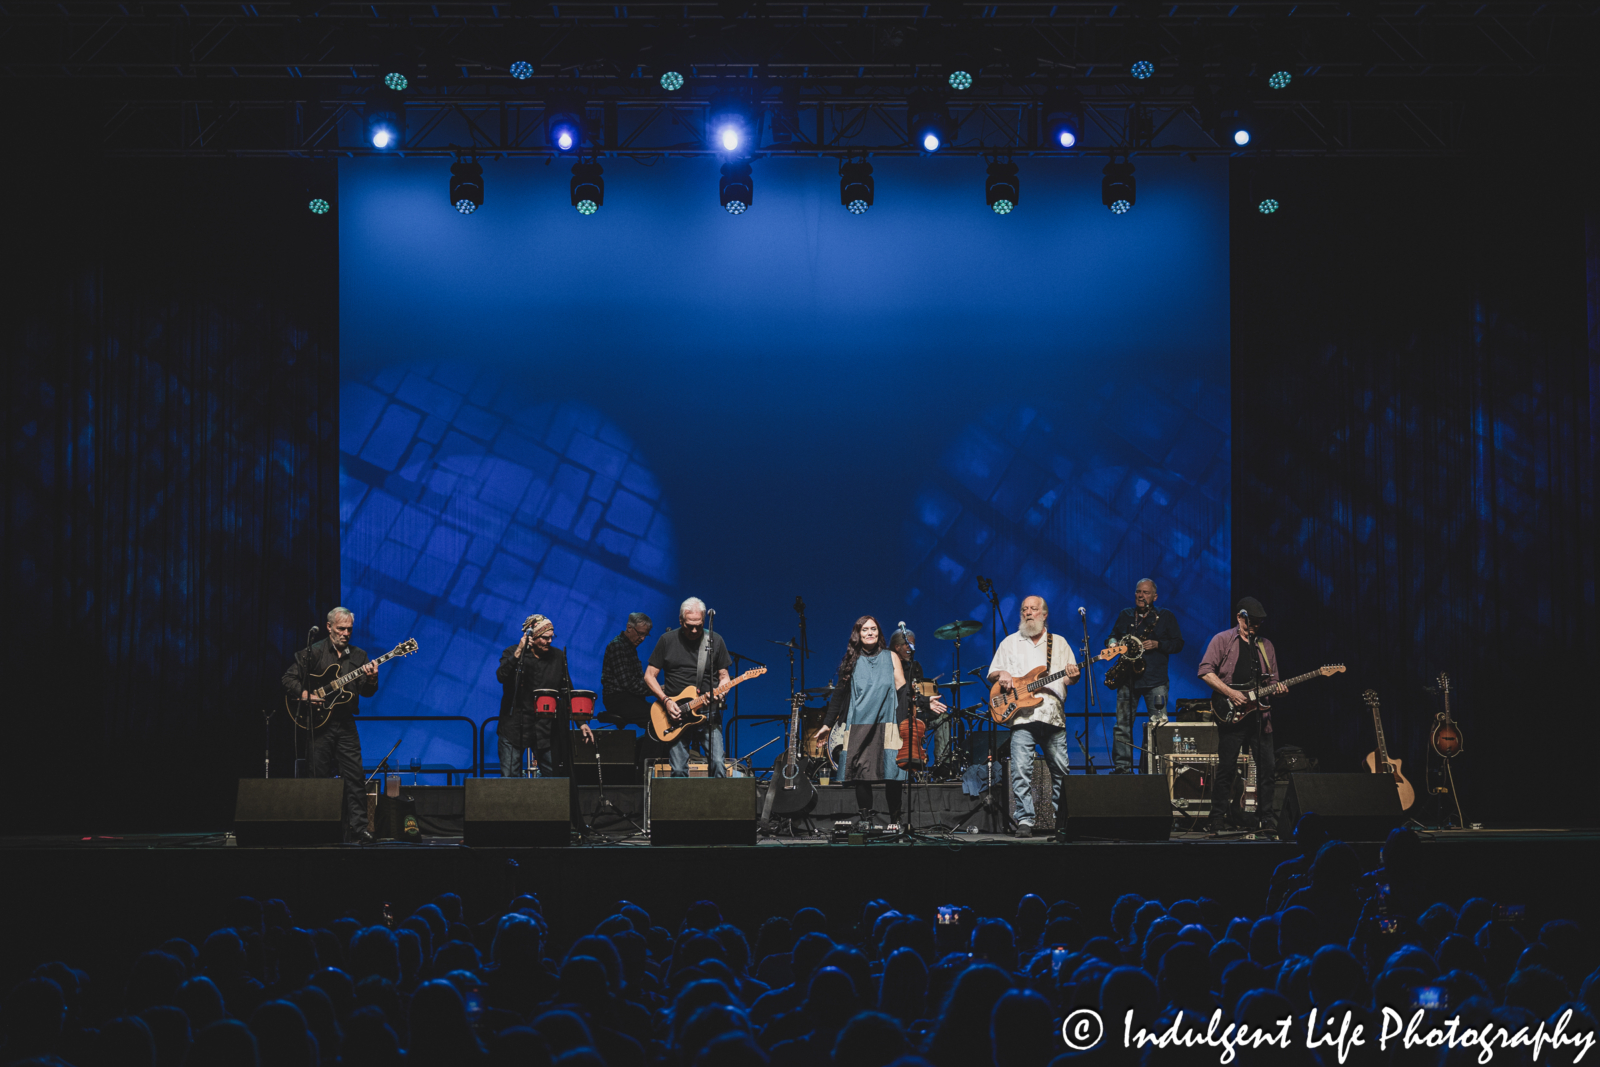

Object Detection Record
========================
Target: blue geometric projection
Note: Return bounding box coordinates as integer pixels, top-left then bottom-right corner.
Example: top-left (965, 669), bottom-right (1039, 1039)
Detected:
top-left (339, 361), bottom-right (677, 771)
top-left (903, 387), bottom-right (1230, 767)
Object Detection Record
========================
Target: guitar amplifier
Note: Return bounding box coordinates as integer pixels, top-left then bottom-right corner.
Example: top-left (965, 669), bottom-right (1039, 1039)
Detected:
top-left (651, 760), bottom-right (740, 778)
top-left (1152, 722), bottom-right (1220, 757)
top-left (1164, 754), bottom-right (1257, 817)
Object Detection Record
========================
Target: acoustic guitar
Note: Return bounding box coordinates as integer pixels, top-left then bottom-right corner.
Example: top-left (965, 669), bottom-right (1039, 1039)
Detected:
top-left (1212, 664), bottom-right (1346, 725)
top-left (647, 667), bottom-right (767, 743)
top-left (286, 639), bottom-right (419, 729)
top-left (1362, 688), bottom-right (1415, 811)
top-left (762, 693), bottom-right (817, 821)
top-left (1430, 671), bottom-right (1464, 758)
top-left (987, 643), bottom-right (1129, 725)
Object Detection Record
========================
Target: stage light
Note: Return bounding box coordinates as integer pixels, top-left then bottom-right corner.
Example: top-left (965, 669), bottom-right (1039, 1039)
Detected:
top-left (719, 160), bottom-right (753, 214)
top-left (985, 161), bottom-right (1019, 215)
top-left (1233, 127), bottom-right (1251, 146)
top-left (384, 71), bottom-right (408, 92)
top-left (1268, 69), bottom-right (1292, 90)
top-left (365, 105), bottom-right (402, 149)
top-left (948, 69), bottom-right (973, 91)
top-left (708, 92), bottom-right (755, 158)
top-left (660, 70), bottom-right (685, 91)
top-left (510, 60), bottom-right (534, 80)
top-left (1131, 59), bottom-right (1155, 80)
top-left (840, 159), bottom-right (873, 214)
top-left (1044, 95), bottom-right (1081, 149)
top-left (1102, 159), bottom-right (1135, 213)
top-left (908, 93), bottom-right (952, 154)
top-left (1259, 198), bottom-right (1279, 214)
top-left (308, 198), bottom-right (330, 215)
top-left (571, 161), bottom-right (604, 215)
top-left (546, 98), bottom-right (584, 154)
top-left (1220, 108), bottom-right (1253, 147)
top-left (449, 159), bottom-right (484, 215)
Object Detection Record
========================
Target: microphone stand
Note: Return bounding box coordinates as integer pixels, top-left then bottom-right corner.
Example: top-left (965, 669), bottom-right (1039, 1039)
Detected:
top-left (1077, 607), bottom-right (1097, 775)
top-left (297, 625), bottom-right (318, 779)
top-left (511, 629), bottom-right (531, 777)
top-left (977, 577), bottom-right (1004, 648)
top-left (794, 597), bottom-right (810, 695)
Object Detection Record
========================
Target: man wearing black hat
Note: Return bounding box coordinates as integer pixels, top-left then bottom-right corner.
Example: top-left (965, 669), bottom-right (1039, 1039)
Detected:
top-left (1197, 597), bottom-right (1287, 833)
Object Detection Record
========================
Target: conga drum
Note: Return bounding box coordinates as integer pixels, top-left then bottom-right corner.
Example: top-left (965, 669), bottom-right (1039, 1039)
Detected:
top-left (530, 689), bottom-right (560, 715)
top-left (800, 706), bottom-right (828, 758)
top-left (567, 689), bottom-right (597, 720)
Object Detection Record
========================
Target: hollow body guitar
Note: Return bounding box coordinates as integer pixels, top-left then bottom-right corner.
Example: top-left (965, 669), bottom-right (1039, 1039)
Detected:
top-left (987, 644), bottom-right (1128, 725)
top-left (286, 639), bottom-right (419, 730)
top-left (1362, 688), bottom-right (1416, 811)
top-left (647, 667), bottom-right (767, 743)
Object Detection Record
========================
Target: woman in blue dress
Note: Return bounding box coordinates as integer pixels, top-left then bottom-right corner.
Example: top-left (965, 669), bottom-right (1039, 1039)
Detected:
top-left (812, 616), bottom-right (910, 831)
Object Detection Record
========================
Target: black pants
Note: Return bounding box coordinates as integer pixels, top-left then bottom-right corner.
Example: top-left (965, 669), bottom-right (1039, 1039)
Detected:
top-left (500, 715), bottom-right (569, 778)
top-left (1213, 715), bottom-right (1277, 828)
top-left (854, 781), bottom-right (904, 819)
top-left (309, 716), bottom-right (366, 837)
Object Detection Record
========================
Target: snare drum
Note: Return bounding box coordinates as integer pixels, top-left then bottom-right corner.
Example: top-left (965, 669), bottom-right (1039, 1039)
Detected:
top-left (530, 688), bottom-right (560, 715)
top-left (568, 689), bottom-right (596, 719)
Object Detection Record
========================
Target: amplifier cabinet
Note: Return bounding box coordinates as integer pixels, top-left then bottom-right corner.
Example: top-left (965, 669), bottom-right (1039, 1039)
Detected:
top-left (1161, 753), bottom-right (1257, 817)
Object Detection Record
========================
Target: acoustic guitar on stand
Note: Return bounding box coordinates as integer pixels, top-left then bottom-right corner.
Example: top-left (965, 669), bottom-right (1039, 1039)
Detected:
top-left (988, 643), bottom-right (1129, 725)
top-left (648, 667), bottom-right (767, 743)
top-left (1362, 688), bottom-right (1415, 811)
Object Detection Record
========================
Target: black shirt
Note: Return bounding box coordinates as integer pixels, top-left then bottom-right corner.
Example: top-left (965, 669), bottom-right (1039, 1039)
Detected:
top-left (495, 645), bottom-right (574, 717)
top-left (1106, 607), bottom-right (1185, 689)
top-left (647, 626), bottom-right (731, 698)
top-left (281, 638), bottom-right (378, 716)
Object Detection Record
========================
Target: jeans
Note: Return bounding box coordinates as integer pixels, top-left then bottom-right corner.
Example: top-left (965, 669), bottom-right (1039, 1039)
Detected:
top-left (1009, 722), bottom-right (1072, 827)
top-left (309, 715), bottom-right (366, 837)
top-left (499, 716), bottom-right (561, 777)
top-left (1114, 684), bottom-right (1169, 771)
top-left (1214, 715), bottom-right (1277, 828)
top-left (669, 722), bottom-right (726, 777)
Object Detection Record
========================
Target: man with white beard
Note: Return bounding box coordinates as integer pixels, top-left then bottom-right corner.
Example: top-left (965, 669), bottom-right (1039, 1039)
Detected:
top-left (987, 595), bottom-right (1080, 837)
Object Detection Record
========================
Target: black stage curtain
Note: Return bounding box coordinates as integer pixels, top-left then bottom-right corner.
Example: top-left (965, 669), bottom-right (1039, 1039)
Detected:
top-left (1230, 159), bottom-right (1599, 826)
top-left (2, 161), bottom-right (340, 832)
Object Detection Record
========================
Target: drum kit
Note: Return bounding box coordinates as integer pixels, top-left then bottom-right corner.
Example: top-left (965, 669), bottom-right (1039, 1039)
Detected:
top-left (784, 618), bottom-right (992, 781)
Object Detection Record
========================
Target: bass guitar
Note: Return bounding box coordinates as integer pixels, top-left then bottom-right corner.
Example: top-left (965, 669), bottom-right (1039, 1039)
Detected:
top-left (763, 693), bottom-right (817, 820)
top-left (647, 667), bottom-right (767, 743)
top-left (1362, 688), bottom-right (1415, 811)
top-left (988, 643), bottom-right (1129, 724)
top-left (1430, 671), bottom-right (1464, 757)
top-left (1212, 664), bottom-right (1346, 725)
top-left (286, 639), bottom-right (419, 730)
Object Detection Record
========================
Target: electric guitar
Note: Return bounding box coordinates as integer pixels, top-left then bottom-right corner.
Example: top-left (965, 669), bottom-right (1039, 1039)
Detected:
top-left (988, 643), bottom-right (1129, 724)
top-left (1430, 671), bottom-right (1464, 758)
top-left (1212, 664), bottom-right (1346, 725)
top-left (647, 667), bottom-right (767, 743)
top-left (1362, 688), bottom-right (1415, 811)
top-left (286, 639), bottom-right (419, 729)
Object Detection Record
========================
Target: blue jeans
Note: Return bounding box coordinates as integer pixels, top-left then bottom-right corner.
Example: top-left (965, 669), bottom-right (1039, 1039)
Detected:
top-left (669, 722), bottom-right (726, 777)
top-left (1114, 684), bottom-right (1168, 771)
top-left (1010, 722), bottom-right (1072, 827)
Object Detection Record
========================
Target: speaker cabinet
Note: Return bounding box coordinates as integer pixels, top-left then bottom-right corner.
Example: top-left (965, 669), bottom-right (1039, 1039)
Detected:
top-left (464, 778), bottom-right (572, 846)
top-left (1058, 776), bottom-right (1172, 841)
top-left (1283, 773), bottom-right (1403, 841)
top-left (650, 777), bottom-right (757, 845)
top-left (234, 779), bottom-right (343, 846)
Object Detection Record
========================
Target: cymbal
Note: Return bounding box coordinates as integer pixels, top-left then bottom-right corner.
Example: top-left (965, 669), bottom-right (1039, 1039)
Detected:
top-left (800, 685), bottom-right (837, 699)
top-left (933, 619), bottom-right (983, 641)
top-left (937, 678), bottom-right (978, 689)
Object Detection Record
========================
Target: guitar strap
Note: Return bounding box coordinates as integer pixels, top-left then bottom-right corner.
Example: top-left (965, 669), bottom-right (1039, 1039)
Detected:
top-left (694, 626), bottom-right (714, 700)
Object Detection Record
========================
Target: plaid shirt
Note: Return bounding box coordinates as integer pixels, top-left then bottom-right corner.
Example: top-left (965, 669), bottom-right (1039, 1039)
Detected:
top-left (600, 632), bottom-right (651, 703)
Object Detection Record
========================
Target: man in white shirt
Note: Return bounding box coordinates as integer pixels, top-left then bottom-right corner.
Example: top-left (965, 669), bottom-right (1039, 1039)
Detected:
top-left (987, 595), bottom-right (1080, 838)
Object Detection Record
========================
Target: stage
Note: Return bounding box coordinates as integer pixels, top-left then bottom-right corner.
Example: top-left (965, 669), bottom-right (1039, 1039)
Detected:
top-left (5, 827), bottom-right (1594, 1010)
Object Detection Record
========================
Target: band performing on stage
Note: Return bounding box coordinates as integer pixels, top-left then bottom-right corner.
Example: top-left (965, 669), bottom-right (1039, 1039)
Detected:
top-left (282, 580), bottom-right (1364, 842)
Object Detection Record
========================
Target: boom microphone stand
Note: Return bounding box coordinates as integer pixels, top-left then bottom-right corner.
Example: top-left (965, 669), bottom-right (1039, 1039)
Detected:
top-left (1077, 607), bottom-right (1098, 775)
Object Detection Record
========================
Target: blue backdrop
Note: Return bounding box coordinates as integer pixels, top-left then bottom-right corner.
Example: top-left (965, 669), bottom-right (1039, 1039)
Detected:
top-left (339, 153), bottom-right (1231, 774)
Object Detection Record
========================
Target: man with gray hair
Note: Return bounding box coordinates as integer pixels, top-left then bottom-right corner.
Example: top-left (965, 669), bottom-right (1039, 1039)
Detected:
top-left (987, 595), bottom-right (1080, 837)
top-left (645, 598), bottom-right (732, 777)
top-left (281, 607), bottom-right (380, 841)
top-left (1105, 579), bottom-right (1185, 773)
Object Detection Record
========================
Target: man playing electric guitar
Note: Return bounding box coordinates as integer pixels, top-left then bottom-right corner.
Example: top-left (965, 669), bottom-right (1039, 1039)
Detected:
top-left (280, 606), bottom-right (379, 842)
top-left (645, 597), bottom-right (732, 778)
top-left (1198, 597), bottom-right (1288, 835)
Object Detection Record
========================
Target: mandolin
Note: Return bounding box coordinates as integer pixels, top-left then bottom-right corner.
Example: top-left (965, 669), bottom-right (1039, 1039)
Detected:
top-left (647, 667), bottom-right (767, 743)
top-left (1362, 688), bottom-right (1415, 811)
top-left (1430, 671), bottom-right (1464, 758)
top-left (286, 639), bottom-right (419, 730)
top-left (987, 643), bottom-right (1129, 725)
top-left (1212, 664), bottom-right (1346, 725)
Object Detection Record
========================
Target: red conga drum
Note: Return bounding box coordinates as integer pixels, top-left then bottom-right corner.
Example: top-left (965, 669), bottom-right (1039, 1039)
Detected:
top-left (567, 689), bottom-right (597, 720)
top-left (530, 689), bottom-right (560, 715)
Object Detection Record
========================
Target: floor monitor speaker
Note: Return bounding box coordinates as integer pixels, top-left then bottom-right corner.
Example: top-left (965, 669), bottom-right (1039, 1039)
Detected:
top-left (234, 779), bottom-right (343, 846)
top-left (464, 778), bottom-right (571, 846)
top-left (1058, 775), bottom-right (1172, 841)
top-left (650, 777), bottom-right (757, 845)
top-left (1283, 774), bottom-right (1403, 841)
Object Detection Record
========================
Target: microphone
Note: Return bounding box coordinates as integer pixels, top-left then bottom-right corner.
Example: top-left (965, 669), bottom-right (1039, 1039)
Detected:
top-left (1078, 606), bottom-right (1086, 617)
top-left (794, 596), bottom-right (806, 614)
top-left (706, 608), bottom-right (716, 617)
top-left (897, 621), bottom-right (914, 652)
top-left (307, 625), bottom-right (320, 640)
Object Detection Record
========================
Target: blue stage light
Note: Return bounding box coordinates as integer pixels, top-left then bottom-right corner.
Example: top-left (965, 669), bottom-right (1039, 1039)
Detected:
top-left (449, 160), bottom-right (484, 215)
top-left (1131, 59), bottom-right (1155, 79)
top-left (308, 198), bottom-right (330, 215)
top-left (708, 93), bottom-right (755, 158)
top-left (985, 161), bottom-right (1019, 215)
top-left (1233, 128), bottom-right (1251, 146)
top-left (365, 106), bottom-right (402, 149)
top-left (660, 70), bottom-right (685, 91)
top-left (948, 70), bottom-right (973, 91)
top-left (908, 92), bottom-right (951, 155)
top-left (719, 125), bottom-right (741, 152)
top-left (720, 160), bottom-right (753, 214)
top-left (1269, 70), bottom-right (1292, 90)
top-left (1110, 199), bottom-right (1131, 214)
top-left (384, 71), bottom-right (408, 92)
top-left (571, 161), bottom-right (604, 214)
top-left (510, 60), bottom-right (534, 80)
top-left (1259, 198), bottom-right (1279, 214)
top-left (840, 159), bottom-right (873, 214)
top-left (546, 100), bottom-right (585, 154)
top-left (1102, 159), bottom-right (1136, 213)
